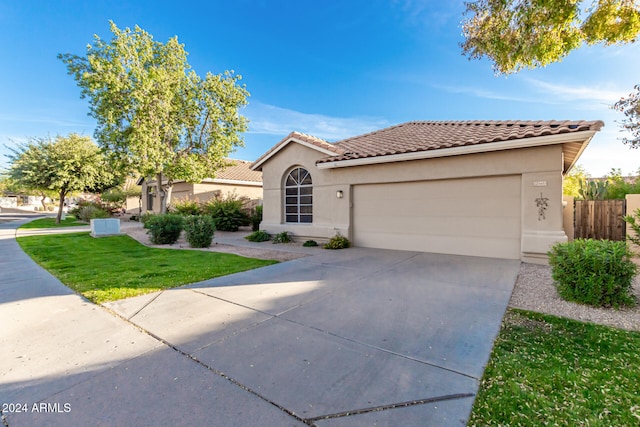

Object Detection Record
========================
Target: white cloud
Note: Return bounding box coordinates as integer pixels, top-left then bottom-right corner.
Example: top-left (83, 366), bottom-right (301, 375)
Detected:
top-left (245, 102), bottom-right (390, 140)
top-left (433, 83), bottom-right (536, 103)
top-left (523, 78), bottom-right (625, 104)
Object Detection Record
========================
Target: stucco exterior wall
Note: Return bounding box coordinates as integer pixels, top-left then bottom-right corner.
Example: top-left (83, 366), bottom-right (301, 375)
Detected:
top-left (562, 195), bottom-right (575, 242)
top-left (260, 141), bottom-right (567, 261)
top-left (142, 180), bottom-right (263, 213)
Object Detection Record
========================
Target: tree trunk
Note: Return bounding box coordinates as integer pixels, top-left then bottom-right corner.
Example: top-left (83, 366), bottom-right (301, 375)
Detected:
top-left (40, 193), bottom-right (47, 211)
top-left (156, 172), bottom-right (166, 214)
top-left (56, 189), bottom-right (67, 223)
top-left (155, 172), bottom-right (174, 214)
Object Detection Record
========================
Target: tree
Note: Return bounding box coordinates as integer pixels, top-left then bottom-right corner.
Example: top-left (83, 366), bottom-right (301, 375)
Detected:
top-left (7, 134), bottom-right (110, 222)
top-left (59, 21), bottom-right (249, 213)
top-left (613, 84), bottom-right (640, 147)
top-left (563, 164), bottom-right (589, 197)
top-left (461, 0), bottom-right (640, 74)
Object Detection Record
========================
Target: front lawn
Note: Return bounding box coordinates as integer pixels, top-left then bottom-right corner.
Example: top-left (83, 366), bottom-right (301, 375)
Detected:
top-left (469, 309), bottom-right (640, 426)
top-left (19, 216), bottom-right (85, 229)
top-left (17, 232), bottom-right (277, 303)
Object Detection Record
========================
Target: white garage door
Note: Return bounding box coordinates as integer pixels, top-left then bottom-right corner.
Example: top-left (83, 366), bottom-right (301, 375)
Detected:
top-left (352, 176), bottom-right (521, 259)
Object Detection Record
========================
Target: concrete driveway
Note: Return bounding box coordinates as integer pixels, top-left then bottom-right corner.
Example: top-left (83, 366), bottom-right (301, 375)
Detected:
top-left (2, 219), bottom-right (519, 426)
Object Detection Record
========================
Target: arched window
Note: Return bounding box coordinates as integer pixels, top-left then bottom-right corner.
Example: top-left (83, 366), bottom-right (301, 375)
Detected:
top-left (285, 167), bottom-right (312, 223)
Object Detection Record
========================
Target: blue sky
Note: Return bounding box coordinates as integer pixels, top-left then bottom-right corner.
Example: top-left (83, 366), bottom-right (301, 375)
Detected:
top-left (2, 0), bottom-right (640, 177)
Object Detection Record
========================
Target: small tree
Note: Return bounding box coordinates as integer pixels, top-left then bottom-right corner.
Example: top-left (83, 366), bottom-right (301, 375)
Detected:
top-left (7, 134), bottom-right (110, 223)
top-left (59, 21), bottom-right (249, 213)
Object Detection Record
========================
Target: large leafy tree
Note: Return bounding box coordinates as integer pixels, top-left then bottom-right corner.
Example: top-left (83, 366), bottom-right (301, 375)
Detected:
top-left (461, 0), bottom-right (640, 74)
top-left (7, 134), bottom-right (111, 222)
top-left (59, 21), bottom-right (249, 213)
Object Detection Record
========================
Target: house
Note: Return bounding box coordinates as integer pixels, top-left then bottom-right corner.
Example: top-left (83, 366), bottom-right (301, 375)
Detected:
top-left (251, 120), bottom-right (603, 263)
top-left (141, 159), bottom-right (263, 213)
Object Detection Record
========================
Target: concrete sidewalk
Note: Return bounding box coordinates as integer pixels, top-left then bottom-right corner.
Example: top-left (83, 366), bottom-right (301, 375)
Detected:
top-left (1, 215), bottom-right (519, 426)
top-left (0, 219), bottom-right (305, 426)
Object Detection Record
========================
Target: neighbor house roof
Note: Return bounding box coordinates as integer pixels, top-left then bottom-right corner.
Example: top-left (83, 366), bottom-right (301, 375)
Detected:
top-left (208, 159), bottom-right (263, 183)
top-left (147, 159), bottom-right (262, 186)
top-left (251, 120), bottom-right (604, 173)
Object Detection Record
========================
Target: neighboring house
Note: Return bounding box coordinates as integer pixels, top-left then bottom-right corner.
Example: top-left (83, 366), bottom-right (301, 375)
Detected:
top-left (141, 159), bottom-right (263, 213)
top-left (251, 120), bottom-right (603, 263)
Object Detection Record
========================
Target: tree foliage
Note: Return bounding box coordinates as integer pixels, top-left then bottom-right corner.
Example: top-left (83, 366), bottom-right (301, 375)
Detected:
top-left (7, 134), bottom-right (111, 222)
top-left (58, 21), bottom-right (249, 213)
top-left (613, 83), bottom-right (640, 148)
top-left (461, 0), bottom-right (640, 74)
top-left (563, 164), bottom-right (589, 197)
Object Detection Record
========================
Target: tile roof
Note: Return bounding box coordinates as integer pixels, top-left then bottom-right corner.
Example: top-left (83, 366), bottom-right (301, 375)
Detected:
top-left (316, 120), bottom-right (604, 164)
top-left (214, 159), bottom-right (263, 183)
top-left (251, 131), bottom-right (346, 170)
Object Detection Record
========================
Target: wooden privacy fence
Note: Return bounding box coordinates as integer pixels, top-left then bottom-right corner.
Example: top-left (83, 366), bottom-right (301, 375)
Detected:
top-left (574, 199), bottom-right (626, 241)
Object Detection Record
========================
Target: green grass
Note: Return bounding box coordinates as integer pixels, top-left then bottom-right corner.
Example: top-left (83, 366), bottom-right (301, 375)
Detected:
top-left (17, 232), bottom-right (277, 303)
top-left (19, 216), bottom-right (86, 229)
top-left (469, 309), bottom-right (640, 426)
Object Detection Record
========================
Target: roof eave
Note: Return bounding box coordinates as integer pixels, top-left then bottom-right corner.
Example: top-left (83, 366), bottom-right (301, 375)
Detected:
top-left (201, 178), bottom-right (263, 187)
top-left (316, 131), bottom-right (598, 169)
top-left (251, 136), bottom-right (339, 171)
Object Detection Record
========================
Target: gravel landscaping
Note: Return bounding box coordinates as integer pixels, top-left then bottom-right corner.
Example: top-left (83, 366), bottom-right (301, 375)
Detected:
top-left (510, 262), bottom-right (640, 331)
top-left (120, 220), bottom-right (309, 262)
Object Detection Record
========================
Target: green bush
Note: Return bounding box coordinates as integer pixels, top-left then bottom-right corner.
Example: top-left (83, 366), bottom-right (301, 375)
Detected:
top-left (69, 200), bottom-right (110, 220)
top-left (303, 240), bottom-right (318, 247)
top-left (170, 199), bottom-right (202, 216)
top-left (272, 231), bottom-right (292, 244)
top-left (139, 211), bottom-right (157, 225)
top-left (74, 205), bottom-right (111, 221)
top-left (202, 197), bottom-right (249, 232)
top-left (245, 230), bottom-right (270, 242)
top-left (251, 205), bottom-right (263, 232)
top-left (548, 239), bottom-right (637, 308)
top-left (324, 234), bottom-right (350, 250)
top-left (183, 215), bottom-right (215, 248)
top-left (143, 214), bottom-right (184, 245)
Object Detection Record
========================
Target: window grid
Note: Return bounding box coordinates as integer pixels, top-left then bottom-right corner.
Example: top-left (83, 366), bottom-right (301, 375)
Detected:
top-left (285, 167), bottom-right (312, 223)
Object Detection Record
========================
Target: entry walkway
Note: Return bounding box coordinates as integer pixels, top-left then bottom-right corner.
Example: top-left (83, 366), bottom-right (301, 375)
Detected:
top-left (1, 215), bottom-right (519, 426)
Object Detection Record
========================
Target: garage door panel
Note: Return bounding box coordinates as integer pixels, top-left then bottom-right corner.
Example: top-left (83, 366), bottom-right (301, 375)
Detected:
top-left (352, 177), bottom-right (521, 259)
top-left (355, 215), bottom-right (520, 239)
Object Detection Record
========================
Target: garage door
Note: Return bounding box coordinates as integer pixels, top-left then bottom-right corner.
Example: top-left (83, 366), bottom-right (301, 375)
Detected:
top-left (352, 176), bottom-right (521, 259)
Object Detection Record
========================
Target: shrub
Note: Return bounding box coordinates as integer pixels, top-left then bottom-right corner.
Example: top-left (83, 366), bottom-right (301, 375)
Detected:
top-left (272, 231), bottom-right (292, 244)
top-left (303, 240), bottom-right (318, 247)
top-left (251, 205), bottom-right (263, 232)
top-left (324, 234), bottom-right (350, 250)
top-left (548, 239), bottom-right (637, 308)
top-left (139, 211), bottom-right (157, 225)
top-left (170, 198), bottom-right (202, 216)
top-left (143, 214), bottom-right (184, 245)
top-left (183, 215), bottom-right (215, 248)
top-left (74, 205), bottom-right (111, 221)
top-left (202, 197), bottom-right (249, 232)
top-left (69, 199), bottom-right (113, 218)
top-left (245, 230), bottom-right (270, 242)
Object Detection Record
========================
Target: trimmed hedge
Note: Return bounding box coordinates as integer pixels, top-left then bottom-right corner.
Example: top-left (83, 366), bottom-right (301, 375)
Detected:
top-left (143, 214), bottom-right (184, 245)
top-left (183, 215), bottom-right (215, 248)
top-left (548, 239), bottom-right (637, 308)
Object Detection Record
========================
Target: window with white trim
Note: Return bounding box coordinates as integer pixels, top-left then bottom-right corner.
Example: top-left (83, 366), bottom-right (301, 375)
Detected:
top-left (284, 167), bottom-right (312, 223)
